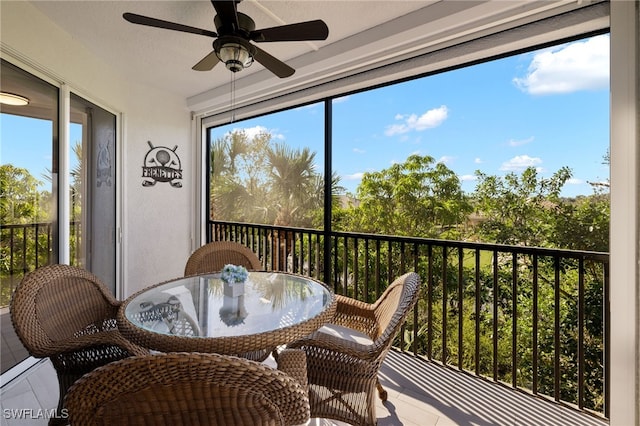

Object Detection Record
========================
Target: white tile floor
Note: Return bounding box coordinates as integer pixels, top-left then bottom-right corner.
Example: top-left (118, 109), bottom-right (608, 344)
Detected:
top-left (1, 350), bottom-right (609, 426)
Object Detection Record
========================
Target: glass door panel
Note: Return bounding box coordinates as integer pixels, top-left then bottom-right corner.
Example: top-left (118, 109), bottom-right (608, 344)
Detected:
top-left (0, 59), bottom-right (59, 373)
top-left (69, 94), bottom-right (117, 294)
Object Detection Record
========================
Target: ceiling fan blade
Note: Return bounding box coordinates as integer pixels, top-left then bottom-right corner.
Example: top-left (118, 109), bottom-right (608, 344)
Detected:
top-left (251, 20), bottom-right (329, 42)
top-left (211, 1), bottom-right (239, 30)
top-left (252, 45), bottom-right (295, 78)
top-left (192, 51), bottom-right (220, 71)
top-left (123, 13), bottom-right (217, 38)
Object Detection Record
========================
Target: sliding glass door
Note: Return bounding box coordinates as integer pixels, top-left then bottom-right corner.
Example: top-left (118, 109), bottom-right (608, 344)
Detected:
top-left (0, 59), bottom-right (117, 373)
top-left (0, 59), bottom-right (59, 373)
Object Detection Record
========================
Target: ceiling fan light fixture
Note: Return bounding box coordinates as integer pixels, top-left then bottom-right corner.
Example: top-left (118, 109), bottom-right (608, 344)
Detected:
top-left (0, 92), bottom-right (29, 106)
top-left (216, 41), bottom-right (254, 73)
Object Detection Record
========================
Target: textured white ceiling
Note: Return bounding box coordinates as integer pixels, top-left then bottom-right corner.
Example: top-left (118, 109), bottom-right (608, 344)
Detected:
top-left (27, 0), bottom-right (602, 115)
top-left (30, 1), bottom-right (427, 98)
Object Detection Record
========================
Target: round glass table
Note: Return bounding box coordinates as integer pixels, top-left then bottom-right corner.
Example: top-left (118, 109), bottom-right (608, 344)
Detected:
top-left (117, 271), bottom-right (336, 358)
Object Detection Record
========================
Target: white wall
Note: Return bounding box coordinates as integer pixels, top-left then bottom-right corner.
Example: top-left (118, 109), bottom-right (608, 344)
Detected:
top-left (609, 2), bottom-right (640, 425)
top-left (0, 2), bottom-right (194, 296)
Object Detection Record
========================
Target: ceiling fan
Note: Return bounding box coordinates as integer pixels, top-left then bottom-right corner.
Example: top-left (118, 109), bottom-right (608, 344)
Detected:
top-left (123, 0), bottom-right (329, 78)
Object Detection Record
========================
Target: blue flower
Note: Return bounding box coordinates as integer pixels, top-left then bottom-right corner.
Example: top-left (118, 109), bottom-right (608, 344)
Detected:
top-left (220, 264), bottom-right (249, 284)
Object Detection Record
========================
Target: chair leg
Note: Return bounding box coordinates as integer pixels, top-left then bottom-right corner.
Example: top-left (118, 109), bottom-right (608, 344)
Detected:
top-left (376, 378), bottom-right (388, 402)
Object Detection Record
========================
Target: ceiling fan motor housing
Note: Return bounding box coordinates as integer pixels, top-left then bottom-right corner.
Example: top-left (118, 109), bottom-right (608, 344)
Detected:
top-left (213, 12), bottom-right (257, 72)
top-left (214, 12), bottom-right (255, 37)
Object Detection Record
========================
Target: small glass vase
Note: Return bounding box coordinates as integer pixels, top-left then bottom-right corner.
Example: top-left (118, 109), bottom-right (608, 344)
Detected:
top-left (223, 280), bottom-right (245, 297)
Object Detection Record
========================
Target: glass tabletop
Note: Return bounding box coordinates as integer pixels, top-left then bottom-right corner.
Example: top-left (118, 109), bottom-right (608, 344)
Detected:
top-left (123, 271), bottom-right (333, 340)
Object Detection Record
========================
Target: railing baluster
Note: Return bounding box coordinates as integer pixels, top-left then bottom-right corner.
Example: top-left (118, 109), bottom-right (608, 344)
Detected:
top-left (399, 240), bottom-right (406, 351)
top-left (512, 252), bottom-right (518, 388)
top-left (353, 238), bottom-right (359, 300)
top-left (493, 249), bottom-right (499, 382)
top-left (475, 248), bottom-right (481, 376)
top-left (336, 236), bottom-right (342, 291)
top-left (578, 257), bottom-right (585, 409)
top-left (343, 236), bottom-right (349, 295)
top-left (314, 233), bottom-right (320, 279)
top-left (413, 242), bottom-right (420, 356)
top-left (387, 240), bottom-right (392, 285)
top-left (298, 231), bottom-right (304, 275)
top-left (375, 240), bottom-right (381, 300)
top-left (442, 245), bottom-right (448, 365)
top-left (21, 225), bottom-right (28, 274)
top-left (428, 244), bottom-right (433, 360)
top-left (364, 239), bottom-right (370, 303)
top-left (35, 223), bottom-right (40, 269)
top-left (533, 254), bottom-right (539, 395)
top-left (458, 246), bottom-right (464, 370)
top-left (604, 261), bottom-right (610, 419)
top-left (554, 255), bottom-right (561, 402)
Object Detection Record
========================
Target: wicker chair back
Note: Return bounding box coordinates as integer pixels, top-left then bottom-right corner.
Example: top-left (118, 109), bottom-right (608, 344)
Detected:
top-left (65, 352), bottom-right (310, 426)
top-left (10, 264), bottom-right (147, 426)
top-left (288, 271), bottom-right (421, 426)
top-left (184, 241), bottom-right (262, 276)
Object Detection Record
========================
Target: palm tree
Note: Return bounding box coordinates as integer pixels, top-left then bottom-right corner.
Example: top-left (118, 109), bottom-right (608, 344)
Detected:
top-left (266, 143), bottom-right (317, 227)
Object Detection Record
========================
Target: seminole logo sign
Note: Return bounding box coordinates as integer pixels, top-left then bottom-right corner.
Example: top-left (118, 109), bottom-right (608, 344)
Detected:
top-left (142, 141), bottom-right (182, 188)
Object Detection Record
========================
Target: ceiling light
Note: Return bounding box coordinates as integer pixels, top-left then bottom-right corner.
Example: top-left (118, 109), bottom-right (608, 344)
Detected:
top-left (215, 39), bottom-right (254, 73)
top-left (0, 92), bottom-right (29, 106)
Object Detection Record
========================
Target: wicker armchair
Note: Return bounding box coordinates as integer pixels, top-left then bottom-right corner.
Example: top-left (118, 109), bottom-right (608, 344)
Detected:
top-left (65, 350), bottom-right (310, 426)
top-left (9, 264), bottom-right (148, 426)
top-left (184, 241), bottom-right (262, 276)
top-left (287, 272), bottom-right (421, 426)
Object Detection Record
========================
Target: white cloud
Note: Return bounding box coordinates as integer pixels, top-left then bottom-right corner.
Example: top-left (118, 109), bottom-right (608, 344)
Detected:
top-left (344, 172), bottom-right (364, 180)
top-left (513, 34), bottom-right (609, 95)
top-left (508, 136), bottom-right (534, 147)
top-left (567, 178), bottom-right (583, 185)
top-left (459, 174), bottom-right (478, 182)
top-left (438, 156), bottom-right (454, 164)
top-left (500, 155), bottom-right (542, 171)
top-left (233, 125), bottom-right (284, 140)
top-left (385, 106), bottom-right (448, 136)
top-left (241, 125), bottom-right (268, 139)
top-left (353, 148), bottom-right (366, 154)
top-left (474, 158), bottom-right (482, 164)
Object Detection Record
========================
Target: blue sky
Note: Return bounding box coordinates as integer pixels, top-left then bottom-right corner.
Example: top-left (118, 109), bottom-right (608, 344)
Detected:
top-left (2, 116), bottom-right (81, 188)
top-left (212, 34), bottom-right (610, 198)
top-left (4, 34), bottom-right (609, 198)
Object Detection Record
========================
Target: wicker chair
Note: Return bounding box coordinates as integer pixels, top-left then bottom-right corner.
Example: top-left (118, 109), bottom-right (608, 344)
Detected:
top-left (65, 350), bottom-right (310, 426)
top-left (9, 264), bottom-right (148, 426)
top-left (287, 272), bottom-right (421, 426)
top-left (184, 241), bottom-right (262, 276)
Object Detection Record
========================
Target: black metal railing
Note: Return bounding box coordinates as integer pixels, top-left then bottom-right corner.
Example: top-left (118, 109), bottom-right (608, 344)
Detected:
top-left (211, 219), bottom-right (610, 419)
top-left (1, 222), bottom-right (54, 307)
top-left (0, 221), bottom-right (82, 308)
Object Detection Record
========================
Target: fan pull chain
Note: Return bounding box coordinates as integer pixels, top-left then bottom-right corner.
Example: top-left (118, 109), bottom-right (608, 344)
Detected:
top-left (230, 72), bottom-right (236, 123)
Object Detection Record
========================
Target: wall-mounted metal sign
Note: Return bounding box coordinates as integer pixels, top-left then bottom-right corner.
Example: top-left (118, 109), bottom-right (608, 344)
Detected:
top-left (142, 141), bottom-right (182, 188)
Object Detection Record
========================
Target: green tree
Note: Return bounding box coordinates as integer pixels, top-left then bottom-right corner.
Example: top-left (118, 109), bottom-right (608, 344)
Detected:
top-left (339, 154), bottom-right (472, 238)
top-left (551, 192), bottom-right (610, 252)
top-left (0, 165), bottom-right (46, 224)
top-left (473, 166), bottom-right (572, 246)
top-left (210, 129), bottom-right (329, 228)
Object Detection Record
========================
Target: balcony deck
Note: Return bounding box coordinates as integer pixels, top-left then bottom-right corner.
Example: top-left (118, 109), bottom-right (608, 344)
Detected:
top-left (0, 349), bottom-right (608, 426)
